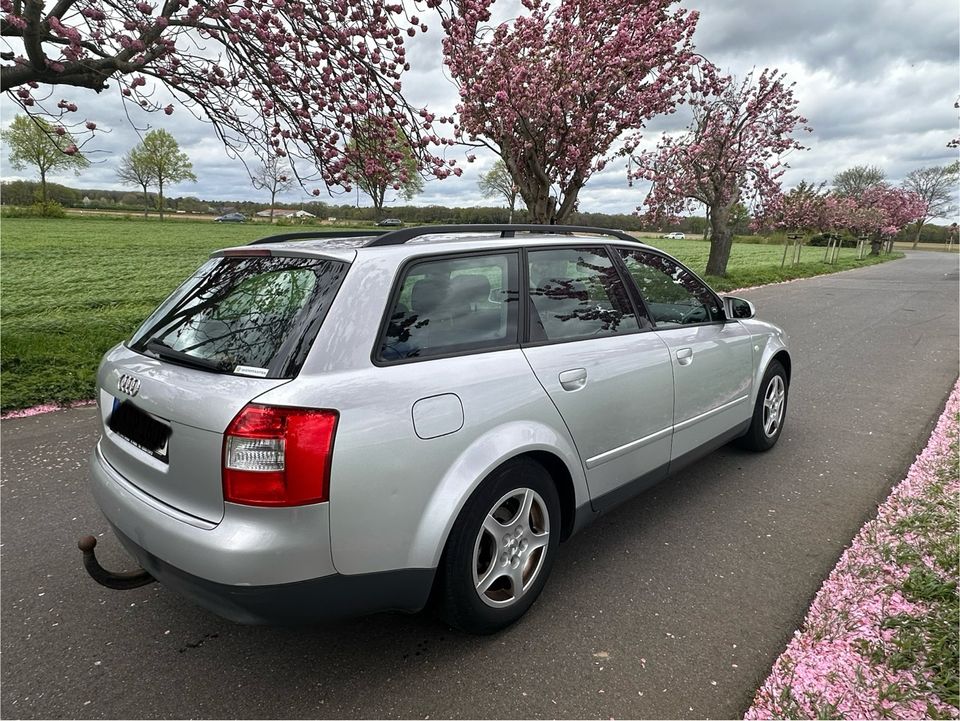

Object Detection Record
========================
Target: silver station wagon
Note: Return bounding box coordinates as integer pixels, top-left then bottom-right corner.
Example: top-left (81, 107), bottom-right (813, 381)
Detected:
top-left (83, 224), bottom-right (790, 633)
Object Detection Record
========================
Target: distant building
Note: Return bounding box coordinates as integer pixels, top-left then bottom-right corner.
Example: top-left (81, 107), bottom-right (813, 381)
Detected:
top-left (255, 208), bottom-right (316, 220)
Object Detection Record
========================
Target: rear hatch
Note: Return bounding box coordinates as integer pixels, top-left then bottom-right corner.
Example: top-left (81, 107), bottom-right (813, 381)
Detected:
top-left (97, 253), bottom-right (349, 524)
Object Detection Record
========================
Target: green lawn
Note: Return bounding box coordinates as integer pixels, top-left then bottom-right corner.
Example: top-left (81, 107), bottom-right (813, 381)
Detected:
top-left (0, 216), bottom-right (902, 411)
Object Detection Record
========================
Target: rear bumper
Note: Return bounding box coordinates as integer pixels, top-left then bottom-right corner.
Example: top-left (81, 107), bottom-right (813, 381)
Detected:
top-left (90, 443), bottom-right (435, 623)
top-left (111, 525), bottom-right (434, 624)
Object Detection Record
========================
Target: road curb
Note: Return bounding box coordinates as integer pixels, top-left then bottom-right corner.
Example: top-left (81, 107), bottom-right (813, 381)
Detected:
top-left (1, 399), bottom-right (96, 420)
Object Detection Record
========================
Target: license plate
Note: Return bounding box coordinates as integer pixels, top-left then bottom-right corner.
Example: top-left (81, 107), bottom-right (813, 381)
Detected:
top-left (108, 399), bottom-right (171, 462)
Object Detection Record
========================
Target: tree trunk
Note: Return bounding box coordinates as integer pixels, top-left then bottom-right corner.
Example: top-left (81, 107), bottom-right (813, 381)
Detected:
top-left (157, 178), bottom-right (165, 221)
top-left (372, 183), bottom-right (386, 219)
top-left (525, 187), bottom-right (554, 224)
top-left (505, 151), bottom-right (554, 224)
top-left (269, 185), bottom-right (277, 222)
top-left (39, 168), bottom-right (47, 203)
top-left (141, 184), bottom-right (149, 218)
top-left (912, 220), bottom-right (924, 249)
top-left (705, 203), bottom-right (734, 276)
top-left (554, 181), bottom-right (584, 225)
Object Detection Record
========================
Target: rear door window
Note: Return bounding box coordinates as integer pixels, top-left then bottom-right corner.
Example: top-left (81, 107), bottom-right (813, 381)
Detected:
top-left (378, 252), bottom-right (520, 362)
top-left (129, 255), bottom-right (347, 377)
top-left (527, 248), bottom-right (640, 342)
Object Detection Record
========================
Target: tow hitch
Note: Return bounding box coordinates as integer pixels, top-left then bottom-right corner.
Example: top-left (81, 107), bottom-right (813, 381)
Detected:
top-left (78, 535), bottom-right (156, 590)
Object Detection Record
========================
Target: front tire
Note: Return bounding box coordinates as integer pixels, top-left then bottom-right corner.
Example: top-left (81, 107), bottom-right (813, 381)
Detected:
top-left (736, 360), bottom-right (788, 451)
top-left (438, 458), bottom-right (560, 634)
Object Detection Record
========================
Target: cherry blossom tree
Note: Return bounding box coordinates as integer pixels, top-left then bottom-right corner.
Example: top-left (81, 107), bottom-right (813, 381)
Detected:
top-left (830, 186), bottom-right (926, 254)
top-left (862, 186), bottom-right (927, 252)
top-left (635, 67), bottom-right (811, 277)
top-left (755, 180), bottom-right (830, 234)
top-left (441, 0), bottom-right (700, 224)
top-left (1, 0), bottom-right (455, 192)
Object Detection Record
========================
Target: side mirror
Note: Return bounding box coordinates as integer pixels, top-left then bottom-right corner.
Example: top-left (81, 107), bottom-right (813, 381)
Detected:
top-left (723, 296), bottom-right (756, 320)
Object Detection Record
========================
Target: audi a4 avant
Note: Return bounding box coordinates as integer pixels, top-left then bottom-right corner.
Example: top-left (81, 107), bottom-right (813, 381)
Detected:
top-left (86, 224), bottom-right (790, 633)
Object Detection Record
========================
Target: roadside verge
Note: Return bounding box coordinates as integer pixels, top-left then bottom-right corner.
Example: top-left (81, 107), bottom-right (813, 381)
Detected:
top-left (745, 380), bottom-right (960, 719)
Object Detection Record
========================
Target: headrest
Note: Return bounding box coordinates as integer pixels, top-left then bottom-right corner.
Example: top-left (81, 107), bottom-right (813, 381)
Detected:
top-left (411, 278), bottom-right (449, 313)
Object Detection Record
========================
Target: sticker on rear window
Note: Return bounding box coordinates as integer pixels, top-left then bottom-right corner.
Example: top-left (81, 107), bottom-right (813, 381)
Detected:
top-left (234, 365), bottom-right (269, 378)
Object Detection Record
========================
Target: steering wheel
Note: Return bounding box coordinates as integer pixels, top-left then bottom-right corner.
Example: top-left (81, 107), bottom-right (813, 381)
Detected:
top-left (678, 305), bottom-right (707, 324)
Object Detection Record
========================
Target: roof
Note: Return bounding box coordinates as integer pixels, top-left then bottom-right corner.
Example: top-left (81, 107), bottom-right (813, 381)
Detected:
top-left (213, 225), bottom-right (658, 263)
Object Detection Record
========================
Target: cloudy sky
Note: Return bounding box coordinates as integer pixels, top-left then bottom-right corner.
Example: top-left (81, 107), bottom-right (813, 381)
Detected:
top-left (2, 0), bottom-right (957, 216)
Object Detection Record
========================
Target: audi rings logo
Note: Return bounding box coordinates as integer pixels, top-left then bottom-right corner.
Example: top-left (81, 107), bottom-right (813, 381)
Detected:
top-left (118, 374), bottom-right (141, 397)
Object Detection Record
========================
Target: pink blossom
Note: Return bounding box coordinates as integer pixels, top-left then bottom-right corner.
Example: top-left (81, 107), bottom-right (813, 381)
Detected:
top-left (745, 380), bottom-right (960, 720)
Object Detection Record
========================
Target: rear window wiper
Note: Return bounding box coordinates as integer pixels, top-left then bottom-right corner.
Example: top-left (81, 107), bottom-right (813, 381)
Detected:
top-left (144, 339), bottom-right (233, 373)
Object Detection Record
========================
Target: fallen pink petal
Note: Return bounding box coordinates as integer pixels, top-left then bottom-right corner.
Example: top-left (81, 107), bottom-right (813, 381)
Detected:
top-left (745, 380), bottom-right (960, 720)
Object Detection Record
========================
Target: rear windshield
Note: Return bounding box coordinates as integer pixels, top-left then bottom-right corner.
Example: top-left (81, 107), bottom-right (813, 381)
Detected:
top-left (129, 256), bottom-right (348, 378)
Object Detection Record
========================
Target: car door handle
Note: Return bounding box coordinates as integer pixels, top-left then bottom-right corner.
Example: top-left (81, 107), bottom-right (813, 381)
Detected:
top-left (676, 348), bottom-right (694, 366)
top-left (558, 368), bottom-right (587, 391)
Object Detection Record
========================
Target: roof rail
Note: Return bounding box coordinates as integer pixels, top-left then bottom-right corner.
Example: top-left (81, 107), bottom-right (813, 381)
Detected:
top-left (366, 224), bottom-right (640, 247)
top-left (248, 230), bottom-right (386, 245)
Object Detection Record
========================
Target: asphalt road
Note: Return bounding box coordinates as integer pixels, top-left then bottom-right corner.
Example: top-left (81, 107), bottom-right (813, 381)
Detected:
top-left (2, 251), bottom-right (958, 720)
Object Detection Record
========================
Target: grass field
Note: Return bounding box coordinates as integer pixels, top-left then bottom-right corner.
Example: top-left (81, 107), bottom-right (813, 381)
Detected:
top-left (0, 216), bottom-right (902, 411)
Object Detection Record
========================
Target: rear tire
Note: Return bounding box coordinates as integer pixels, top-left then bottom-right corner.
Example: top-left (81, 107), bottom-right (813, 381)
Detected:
top-left (438, 458), bottom-right (560, 634)
top-left (736, 360), bottom-right (788, 451)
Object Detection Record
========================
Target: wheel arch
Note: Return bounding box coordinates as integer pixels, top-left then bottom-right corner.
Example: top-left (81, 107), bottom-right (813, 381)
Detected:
top-left (772, 349), bottom-right (791, 382)
top-left (407, 422), bottom-right (588, 570)
top-left (521, 450), bottom-right (577, 542)
top-left (749, 328), bottom-right (791, 405)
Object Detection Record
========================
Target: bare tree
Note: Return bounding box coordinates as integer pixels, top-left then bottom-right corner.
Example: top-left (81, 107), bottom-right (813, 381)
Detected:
top-left (902, 162), bottom-right (960, 248)
top-left (832, 165), bottom-right (886, 198)
top-left (117, 146), bottom-right (155, 218)
top-left (252, 158), bottom-right (295, 222)
top-left (478, 160), bottom-right (521, 222)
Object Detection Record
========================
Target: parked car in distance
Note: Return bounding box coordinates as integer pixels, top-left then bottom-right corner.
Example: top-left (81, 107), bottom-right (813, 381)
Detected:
top-left (85, 224), bottom-right (791, 634)
top-left (662, 231), bottom-right (686, 239)
top-left (376, 218), bottom-right (403, 227)
top-left (214, 212), bottom-right (246, 223)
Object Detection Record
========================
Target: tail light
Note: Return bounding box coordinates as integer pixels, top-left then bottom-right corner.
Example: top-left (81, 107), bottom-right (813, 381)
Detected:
top-left (223, 404), bottom-right (338, 506)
